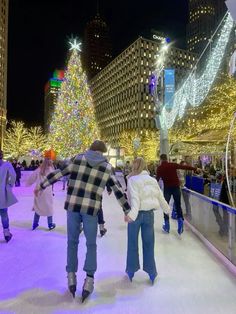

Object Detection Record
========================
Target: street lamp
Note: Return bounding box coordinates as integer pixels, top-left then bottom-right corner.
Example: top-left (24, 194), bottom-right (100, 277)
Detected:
top-left (151, 38), bottom-right (171, 157)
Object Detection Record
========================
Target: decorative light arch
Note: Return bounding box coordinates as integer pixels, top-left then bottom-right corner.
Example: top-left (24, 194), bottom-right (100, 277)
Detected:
top-left (159, 13), bottom-right (234, 130)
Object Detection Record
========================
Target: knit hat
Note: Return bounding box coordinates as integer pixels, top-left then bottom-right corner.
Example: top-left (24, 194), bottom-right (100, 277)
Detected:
top-left (89, 140), bottom-right (107, 153)
top-left (44, 149), bottom-right (56, 160)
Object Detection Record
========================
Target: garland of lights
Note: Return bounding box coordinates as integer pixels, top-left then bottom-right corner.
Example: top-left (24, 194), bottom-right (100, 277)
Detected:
top-left (159, 13), bottom-right (234, 130)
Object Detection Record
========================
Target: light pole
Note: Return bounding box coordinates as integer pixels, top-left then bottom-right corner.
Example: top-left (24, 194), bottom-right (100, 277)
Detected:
top-left (151, 39), bottom-right (171, 157)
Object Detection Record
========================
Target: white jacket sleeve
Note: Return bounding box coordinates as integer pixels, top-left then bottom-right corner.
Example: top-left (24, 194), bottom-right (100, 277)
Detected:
top-left (127, 178), bottom-right (140, 221)
top-left (155, 183), bottom-right (170, 215)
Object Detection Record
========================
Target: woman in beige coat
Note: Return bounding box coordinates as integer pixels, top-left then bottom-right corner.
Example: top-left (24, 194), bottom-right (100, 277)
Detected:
top-left (0, 149), bottom-right (18, 242)
top-left (26, 158), bottom-right (56, 230)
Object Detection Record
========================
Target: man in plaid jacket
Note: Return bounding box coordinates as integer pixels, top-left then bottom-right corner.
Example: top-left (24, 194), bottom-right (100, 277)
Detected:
top-left (35, 140), bottom-right (131, 302)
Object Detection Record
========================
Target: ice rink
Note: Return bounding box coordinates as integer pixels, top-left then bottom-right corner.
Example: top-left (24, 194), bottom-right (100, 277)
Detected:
top-left (0, 181), bottom-right (236, 314)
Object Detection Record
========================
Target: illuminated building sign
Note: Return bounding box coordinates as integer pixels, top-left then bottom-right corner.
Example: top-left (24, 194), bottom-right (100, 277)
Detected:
top-left (53, 69), bottom-right (64, 80)
top-left (50, 79), bottom-right (62, 88)
top-left (164, 69), bottom-right (175, 110)
top-left (153, 34), bottom-right (171, 43)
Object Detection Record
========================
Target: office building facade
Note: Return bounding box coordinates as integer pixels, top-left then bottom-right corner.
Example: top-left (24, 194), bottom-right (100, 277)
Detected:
top-left (0, 0), bottom-right (8, 149)
top-left (90, 37), bottom-right (196, 146)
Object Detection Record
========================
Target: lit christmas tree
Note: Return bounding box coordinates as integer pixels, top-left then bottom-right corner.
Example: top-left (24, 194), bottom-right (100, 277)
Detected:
top-left (49, 39), bottom-right (98, 158)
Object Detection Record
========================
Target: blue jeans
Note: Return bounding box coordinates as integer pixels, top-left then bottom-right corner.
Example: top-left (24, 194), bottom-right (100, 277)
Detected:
top-left (33, 213), bottom-right (53, 226)
top-left (164, 187), bottom-right (183, 219)
top-left (66, 211), bottom-right (98, 276)
top-left (0, 208), bottom-right (9, 229)
top-left (126, 210), bottom-right (157, 276)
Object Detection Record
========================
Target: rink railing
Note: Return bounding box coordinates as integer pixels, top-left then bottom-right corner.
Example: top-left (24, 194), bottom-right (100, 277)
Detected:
top-left (182, 187), bottom-right (236, 267)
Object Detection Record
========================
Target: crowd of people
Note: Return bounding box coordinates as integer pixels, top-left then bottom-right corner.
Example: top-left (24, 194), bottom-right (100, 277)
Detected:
top-left (0, 143), bottom-right (231, 302)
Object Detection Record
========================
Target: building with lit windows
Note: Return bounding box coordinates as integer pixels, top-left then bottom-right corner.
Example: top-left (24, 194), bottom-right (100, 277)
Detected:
top-left (44, 70), bottom-right (64, 132)
top-left (0, 0), bottom-right (8, 149)
top-left (90, 37), bottom-right (196, 146)
top-left (83, 13), bottom-right (112, 80)
top-left (187, 0), bottom-right (227, 54)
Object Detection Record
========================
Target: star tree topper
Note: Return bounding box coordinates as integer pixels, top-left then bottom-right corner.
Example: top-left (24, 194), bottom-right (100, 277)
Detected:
top-left (69, 38), bottom-right (82, 51)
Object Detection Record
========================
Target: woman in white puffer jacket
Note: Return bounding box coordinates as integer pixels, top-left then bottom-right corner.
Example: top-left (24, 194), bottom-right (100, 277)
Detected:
top-left (125, 157), bottom-right (170, 284)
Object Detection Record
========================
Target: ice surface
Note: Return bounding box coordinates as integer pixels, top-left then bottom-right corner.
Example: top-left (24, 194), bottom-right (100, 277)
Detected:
top-left (0, 181), bottom-right (236, 314)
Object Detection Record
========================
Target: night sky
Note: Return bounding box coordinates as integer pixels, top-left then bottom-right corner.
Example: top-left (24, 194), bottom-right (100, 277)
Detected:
top-left (7, 0), bottom-right (189, 127)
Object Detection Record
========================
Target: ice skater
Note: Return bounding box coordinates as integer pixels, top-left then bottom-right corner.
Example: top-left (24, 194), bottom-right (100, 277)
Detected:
top-left (0, 149), bottom-right (18, 242)
top-left (79, 182), bottom-right (112, 237)
top-left (125, 157), bottom-right (170, 284)
top-left (26, 156), bottom-right (56, 230)
top-left (156, 154), bottom-right (198, 234)
top-left (123, 160), bottom-right (132, 190)
top-left (34, 140), bottom-right (131, 302)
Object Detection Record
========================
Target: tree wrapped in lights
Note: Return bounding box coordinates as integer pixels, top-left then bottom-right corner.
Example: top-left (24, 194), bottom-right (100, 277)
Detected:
top-left (3, 121), bottom-right (29, 159)
top-left (3, 121), bottom-right (48, 159)
top-left (118, 130), bottom-right (159, 161)
top-left (27, 126), bottom-right (48, 155)
top-left (169, 74), bottom-right (236, 154)
top-left (49, 40), bottom-right (98, 158)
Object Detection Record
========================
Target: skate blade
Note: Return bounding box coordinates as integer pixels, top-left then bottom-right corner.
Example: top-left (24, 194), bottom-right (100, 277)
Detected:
top-left (81, 290), bottom-right (90, 303)
top-left (69, 285), bottom-right (76, 298)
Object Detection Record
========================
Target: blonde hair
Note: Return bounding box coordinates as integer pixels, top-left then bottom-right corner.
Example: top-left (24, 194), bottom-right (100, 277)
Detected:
top-left (129, 157), bottom-right (147, 178)
top-left (40, 158), bottom-right (53, 176)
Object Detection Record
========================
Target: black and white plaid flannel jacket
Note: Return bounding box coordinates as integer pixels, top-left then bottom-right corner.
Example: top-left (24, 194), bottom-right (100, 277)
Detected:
top-left (40, 153), bottom-right (130, 216)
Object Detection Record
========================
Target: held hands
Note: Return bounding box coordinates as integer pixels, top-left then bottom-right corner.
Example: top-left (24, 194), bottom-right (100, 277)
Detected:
top-left (34, 187), bottom-right (42, 197)
top-left (124, 215), bottom-right (133, 223)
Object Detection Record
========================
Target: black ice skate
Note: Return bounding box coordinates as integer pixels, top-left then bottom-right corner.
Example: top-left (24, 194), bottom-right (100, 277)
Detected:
top-left (177, 218), bottom-right (184, 235)
top-left (67, 272), bottom-right (77, 298)
top-left (126, 271), bottom-right (134, 282)
top-left (32, 223), bottom-right (39, 230)
top-left (3, 228), bottom-right (12, 242)
top-left (99, 224), bottom-right (107, 237)
top-left (81, 275), bottom-right (94, 302)
top-left (162, 215), bottom-right (170, 233)
top-left (149, 274), bottom-right (157, 285)
top-left (48, 223), bottom-right (56, 230)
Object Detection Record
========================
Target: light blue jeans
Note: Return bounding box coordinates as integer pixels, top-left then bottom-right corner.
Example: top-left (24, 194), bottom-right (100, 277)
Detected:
top-left (66, 211), bottom-right (98, 276)
top-left (0, 208), bottom-right (9, 229)
top-left (126, 210), bottom-right (157, 276)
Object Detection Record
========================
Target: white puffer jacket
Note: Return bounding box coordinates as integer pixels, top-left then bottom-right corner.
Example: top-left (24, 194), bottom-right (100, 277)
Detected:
top-left (127, 170), bottom-right (170, 221)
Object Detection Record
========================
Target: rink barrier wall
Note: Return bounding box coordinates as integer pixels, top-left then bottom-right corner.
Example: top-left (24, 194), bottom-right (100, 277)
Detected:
top-left (183, 187), bottom-right (236, 215)
top-left (182, 187), bottom-right (236, 271)
top-left (185, 219), bottom-right (236, 276)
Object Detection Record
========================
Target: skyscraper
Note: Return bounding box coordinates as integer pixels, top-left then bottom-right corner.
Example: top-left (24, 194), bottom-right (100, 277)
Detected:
top-left (83, 12), bottom-right (112, 80)
top-left (0, 0), bottom-right (8, 149)
top-left (44, 70), bottom-right (64, 133)
top-left (187, 0), bottom-right (227, 54)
